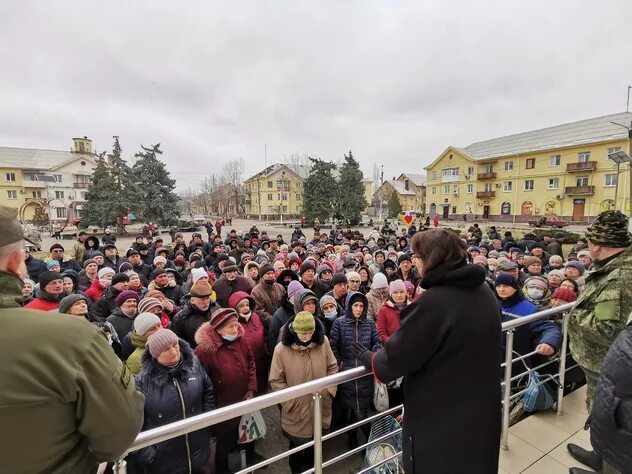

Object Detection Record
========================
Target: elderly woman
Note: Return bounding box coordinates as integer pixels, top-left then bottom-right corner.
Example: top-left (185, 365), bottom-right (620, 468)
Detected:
top-left (132, 329), bottom-right (215, 474)
top-left (547, 269), bottom-right (565, 290)
top-left (106, 290), bottom-right (140, 341)
top-left (522, 275), bottom-right (552, 309)
top-left (22, 278), bottom-right (35, 306)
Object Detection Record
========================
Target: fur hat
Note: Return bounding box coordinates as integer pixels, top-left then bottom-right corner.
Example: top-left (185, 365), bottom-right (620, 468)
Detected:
top-left (112, 272), bottom-right (130, 286)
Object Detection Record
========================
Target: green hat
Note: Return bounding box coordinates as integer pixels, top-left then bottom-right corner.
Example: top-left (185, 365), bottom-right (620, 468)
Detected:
top-left (0, 206), bottom-right (24, 247)
top-left (585, 210), bottom-right (631, 248)
top-left (293, 311), bottom-right (316, 333)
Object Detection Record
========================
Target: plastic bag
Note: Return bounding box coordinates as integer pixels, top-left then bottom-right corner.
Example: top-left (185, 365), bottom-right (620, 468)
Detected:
top-left (373, 381), bottom-right (389, 412)
top-left (522, 370), bottom-right (556, 412)
top-left (238, 410), bottom-right (267, 443)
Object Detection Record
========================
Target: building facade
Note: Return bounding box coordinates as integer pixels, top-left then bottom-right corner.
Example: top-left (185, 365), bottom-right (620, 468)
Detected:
top-left (243, 164), bottom-right (305, 219)
top-left (425, 112), bottom-right (632, 223)
top-left (373, 173), bottom-right (427, 216)
top-left (0, 137), bottom-right (98, 224)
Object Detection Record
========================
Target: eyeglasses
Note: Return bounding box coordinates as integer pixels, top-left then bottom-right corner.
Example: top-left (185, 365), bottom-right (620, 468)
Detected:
top-left (348, 279), bottom-right (361, 284)
top-left (410, 254), bottom-right (420, 259)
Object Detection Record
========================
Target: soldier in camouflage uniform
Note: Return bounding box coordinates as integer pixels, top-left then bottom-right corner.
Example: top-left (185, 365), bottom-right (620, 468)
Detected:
top-left (567, 210), bottom-right (632, 474)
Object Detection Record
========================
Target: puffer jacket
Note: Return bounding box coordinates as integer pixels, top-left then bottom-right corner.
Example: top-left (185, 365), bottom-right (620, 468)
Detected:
top-left (366, 287), bottom-right (389, 321)
top-left (267, 294), bottom-right (295, 355)
top-left (131, 340), bottom-right (215, 474)
top-left (330, 292), bottom-right (382, 414)
top-left (376, 299), bottom-right (410, 343)
top-left (269, 319), bottom-right (338, 439)
top-left (171, 300), bottom-right (219, 349)
top-left (590, 322), bottom-right (632, 473)
top-left (125, 331), bottom-right (148, 375)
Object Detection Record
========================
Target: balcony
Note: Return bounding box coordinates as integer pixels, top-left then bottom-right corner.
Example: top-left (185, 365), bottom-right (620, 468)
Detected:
top-left (564, 185), bottom-right (595, 196)
top-left (21, 180), bottom-right (46, 189)
top-left (476, 191), bottom-right (496, 199)
top-left (566, 161), bottom-right (597, 172)
top-left (73, 182), bottom-right (90, 189)
top-left (477, 172), bottom-right (497, 180)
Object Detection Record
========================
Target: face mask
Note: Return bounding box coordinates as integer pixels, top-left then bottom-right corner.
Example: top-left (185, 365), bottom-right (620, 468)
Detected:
top-left (222, 334), bottom-right (237, 342)
top-left (324, 310), bottom-right (338, 321)
top-left (99, 279), bottom-right (111, 288)
top-left (527, 288), bottom-right (545, 300)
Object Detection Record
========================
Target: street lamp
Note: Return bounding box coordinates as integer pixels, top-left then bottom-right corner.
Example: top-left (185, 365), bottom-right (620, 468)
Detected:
top-left (607, 150), bottom-right (631, 211)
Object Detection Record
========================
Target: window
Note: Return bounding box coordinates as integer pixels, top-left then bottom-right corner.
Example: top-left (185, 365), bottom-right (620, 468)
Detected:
top-left (504, 161), bottom-right (513, 171)
top-left (452, 206), bottom-right (457, 214)
top-left (578, 152), bottom-right (591, 163)
top-left (484, 183), bottom-right (493, 192)
top-left (75, 174), bottom-right (90, 184)
top-left (267, 205), bottom-right (274, 212)
top-left (277, 193), bottom-right (281, 201)
top-left (608, 146), bottom-right (622, 156)
top-left (503, 181), bottom-right (512, 192)
top-left (5, 172), bottom-right (15, 182)
top-left (282, 194), bottom-right (288, 201)
top-left (524, 180), bottom-right (534, 191)
top-left (282, 205), bottom-right (288, 213)
top-left (431, 171), bottom-right (436, 180)
top-left (443, 185), bottom-right (450, 194)
top-left (6, 190), bottom-right (17, 200)
top-left (431, 186), bottom-right (436, 195)
top-left (267, 180), bottom-right (273, 188)
top-left (267, 193), bottom-right (273, 200)
top-left (32, 191), bottom-right (42, 198)
top-left (605, 174), bottom-right (617, 187)
top-left (79, 142), bottom-right (85, 152)
top-left (467, 183), bottom-right (473, 193)
top-left (484, 164), bottom-right (493, 173)
top-left (548, 178), bottom-right (559, 190)
top-left (549, 155), bottom-right (561, 167)
top-left (467, 166), bottom-right (475, 176)
top-left (53, 174), bottom-right (62, 182)
top-left (526, 158), bottom-right (535, 169)
top-left (441, 168), bottom-right (459, 177)
top-left (453, 184), bottom-right (458, 193)
top-left (576, 176), bottom-right (589, 187)
top-left (55, 191), bottom-right (64, 199)
top-left (56, 208), bottom-right (67, 218)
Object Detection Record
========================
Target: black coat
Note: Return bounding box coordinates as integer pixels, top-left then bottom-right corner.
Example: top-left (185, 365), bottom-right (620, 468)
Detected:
top-left (131, 341), bottom-right (215, 474)
top-left (590, 323), bottom-right (632, 474)
top-left (106, 308), bottom-right (135, 342)
top-left (371, 264), bottom-right (501, 474)
top-left (154, 284), bottom-right (184, 307)
top-left (91, 286), bottom-right (123, 323)
top-left (267, 295), bottom-right (295, 355)
top-left (25, 255), bottom-right (47, 283)
top-left (171, 301), bottom-right (219, 349)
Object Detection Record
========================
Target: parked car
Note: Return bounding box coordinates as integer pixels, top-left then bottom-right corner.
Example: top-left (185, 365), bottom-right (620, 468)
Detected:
top-left (528, 216), bottom-right (569, 228)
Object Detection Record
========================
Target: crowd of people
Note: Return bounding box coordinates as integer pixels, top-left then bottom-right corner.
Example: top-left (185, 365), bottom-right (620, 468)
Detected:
top-left (3, 208), bottom-right (632, 474)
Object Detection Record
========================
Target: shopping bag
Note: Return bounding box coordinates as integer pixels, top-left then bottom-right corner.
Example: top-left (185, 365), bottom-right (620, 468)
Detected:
top-left (238, 410), bottom-right (267, 443)
top-left (373, 381), bottom-right (389, 412)
top-left (522, 370), bottom-right (556, 412)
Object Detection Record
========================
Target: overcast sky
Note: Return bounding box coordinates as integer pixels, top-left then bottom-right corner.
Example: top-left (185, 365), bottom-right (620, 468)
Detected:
top-left (2, 1), bottom-right (632, 190)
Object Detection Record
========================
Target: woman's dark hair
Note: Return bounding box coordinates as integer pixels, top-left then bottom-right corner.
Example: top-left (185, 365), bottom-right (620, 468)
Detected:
top-left (560, 278), bottom-right (579, 293)
top-left (410, 229), bottom-right (468, 277)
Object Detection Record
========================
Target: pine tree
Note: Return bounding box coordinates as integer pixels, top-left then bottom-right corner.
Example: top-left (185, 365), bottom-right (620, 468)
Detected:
top-left (336, 150), bottom-right (367, 225)
top-left (388, 192), bottom-right (403, 217)
top-left (132, 144), bottom-right (180, 226)
top-left (303, 158), bottom-right (337, 223)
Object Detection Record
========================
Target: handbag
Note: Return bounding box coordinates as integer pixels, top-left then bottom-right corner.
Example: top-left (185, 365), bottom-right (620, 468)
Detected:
top-left (373, 381), bottom-right (389, 412)
top-left (238, 410), bottom-right (267, 444)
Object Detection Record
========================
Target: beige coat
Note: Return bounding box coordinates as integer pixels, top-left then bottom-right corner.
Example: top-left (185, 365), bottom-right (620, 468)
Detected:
top-left (366, 287), bottom-right (389, 321)
top-left (269, 335), bottom-right (338, 439)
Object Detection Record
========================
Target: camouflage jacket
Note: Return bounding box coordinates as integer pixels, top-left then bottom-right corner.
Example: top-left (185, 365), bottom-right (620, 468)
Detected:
top-left (568, 246), bottom-right (632, 373)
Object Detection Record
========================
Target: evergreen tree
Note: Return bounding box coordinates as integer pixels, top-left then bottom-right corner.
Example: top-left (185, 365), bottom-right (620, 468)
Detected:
top-left (132, 143), bottom-right (180, 226)
top-left (303, 158), bottom-right (337, 223)
top-left (388, 192), bottom-right (403, 217)
top-left (335, 150), bottom-right (367, 225)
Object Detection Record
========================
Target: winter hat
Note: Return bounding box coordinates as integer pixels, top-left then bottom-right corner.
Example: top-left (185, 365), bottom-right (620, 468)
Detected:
top-left (210, 308), bottom-right (238, 330)
top-left (524, 275), bottom-right (549, 292)
top-left (153, 256), bottom-right (167, 266)
top-left (548, 255), bottom-right (564, 265)
top-left (38, 271), bottom-right (63, 289)
top-left (98, 267), bottom-right (115, 279)
top-left (287, 280), bottom-right (304, 299)
top-left (118, 262), bottom-right (134, 273)
top-left (174, 255), bottom-right (186, 266)
top-left (585, 210), bottom-right (631, 248)
top-left (487, 258), bottom-right (499, 270)
top-left (259, 264), bottom-right (275, 277)
top-left (577, 249), bottom-right (591, 259)
top-left (523, 256), bottom-right (542, 269)
top-left (190, 267), bottom-right (208, 284)
top-left (46, 260), bottom-right (60, 270)
top-left (494, 273), bottom-right (520, 291)
top-left (299, 261), bottom-right (316, 275)
top-left (115, 290), bottom-right (140, 307)
top-left (59, 294), bottom-right (89, 314)
top-left (497, 260), bottom-right (518, 271)
top-left (137, 297), bottom-right (163, 314)
top-left (190, 284), bottom-right (213, 297)
top-left (316, 265), bottom-right (333, 276)
top-left (371, 273), bottom-right (388, 289)
top-left (551, 288), bottom-right (578, 303)
top-left (319, 295), bottom-right (337, 310)
top-left (346, 271), bottom-right (361, 282)
top-left (488, 250), bottom-right (500, 258)
top-left (91, 250), bottom-right (104, 258)
top-left (150, 268), bottom-right (166, 281)
top-left (293, 311), bottom-right (316, 333)
top-left (83, 259), bottom-right (97, 269)
top-left (331, 273), bottom-right (348, 286)
top-left (548, 269), bottom-right (565, 280)
top-left (397, 254), bottom-right (411, 264)
top-left (222, 262), bottom-right (238, 273)
top-left (133, 312), bottom-right (161, 336)
top-left (112, 273), bottom-right (130, 286)
top-left (388, 279), bottom-right (406, 296)
top-left (23, 278), bottom-right (35, 289)
top-left (147, 329), bottom-right (179, 359)
top-left (565, 261), bottom-right (585, 275)
top-left (49, 243), bottom-right (64, 252)
top-left (473, 255), bottom-right (488, 265)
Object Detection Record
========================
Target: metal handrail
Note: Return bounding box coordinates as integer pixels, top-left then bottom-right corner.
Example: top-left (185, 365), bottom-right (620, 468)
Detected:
top-left (117, 302), bottom-right (576, 471)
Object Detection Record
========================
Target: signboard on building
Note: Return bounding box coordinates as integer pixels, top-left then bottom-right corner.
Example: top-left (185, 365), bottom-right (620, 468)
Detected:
top-left (521, 201), bottom-right (533, 216)
top-left (501, 201), bottom-right (511, 215)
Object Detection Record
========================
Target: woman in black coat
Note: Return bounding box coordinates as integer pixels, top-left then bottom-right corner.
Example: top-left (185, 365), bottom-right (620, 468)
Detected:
top-left (131, 330), bottom-right (215, 474)
top-left (355, 229), bottom-right (502, 474)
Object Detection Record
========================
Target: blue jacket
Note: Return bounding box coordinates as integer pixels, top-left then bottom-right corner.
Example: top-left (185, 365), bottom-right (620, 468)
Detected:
top-left (501, 298), bottom-right (562, 350)
top-left (330, 291), bottom-right (382, 414)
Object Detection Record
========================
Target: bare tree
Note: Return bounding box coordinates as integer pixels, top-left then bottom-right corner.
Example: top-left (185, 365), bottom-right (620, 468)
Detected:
top-left (222, 158), bottom-right (245, 216)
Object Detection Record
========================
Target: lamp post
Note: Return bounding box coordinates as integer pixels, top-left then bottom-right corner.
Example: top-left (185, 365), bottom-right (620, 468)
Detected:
top-left (609, 121), bottom-right (632, 230)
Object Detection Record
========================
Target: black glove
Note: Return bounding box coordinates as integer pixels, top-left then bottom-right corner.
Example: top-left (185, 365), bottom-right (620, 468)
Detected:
top-left (352, 341), bottom-right (373, 370)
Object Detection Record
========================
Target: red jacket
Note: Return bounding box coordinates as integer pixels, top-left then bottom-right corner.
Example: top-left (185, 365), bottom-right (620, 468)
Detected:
top-left (376, 299), bottom-right (405, 343)
top-left (85, 279), bottom-right (107, 302)
top-left (24, 297), bottom-right (59, 311)
top-left (228, 292), bottom-right (266, 362)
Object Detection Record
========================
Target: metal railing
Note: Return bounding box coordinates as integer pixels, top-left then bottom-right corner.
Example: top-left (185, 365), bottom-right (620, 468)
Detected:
top-left (113, 302), bottom-right (576, 473)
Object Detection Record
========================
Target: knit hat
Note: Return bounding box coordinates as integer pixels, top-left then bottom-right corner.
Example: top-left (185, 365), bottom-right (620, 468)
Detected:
top-left (487, 258), bottom-right (499, 269)
top-left (548, 269), bottom-right (565, 280)
top-left (190, 267), bottom-right (207, 284)
top-left (59, 294), bottom-right (89, 314)
top-left (524, 275), bottom-right (549, 292)
top-left (565, 261), bottom-right (585, 275)
top-left (98, 267), bottom-right (115, 279)
top-left (319, 295), bottom-right (337, 310)
top-left (346, 271), bottom-right (361, 282)
top-left (38, 271), bottom-right (63, 289)
top-left (397, 254), bottom-right (411, 264)
top-left (389, 279), bottom-right (406, 296)
top-left (293, 311), bottom-right (316, 333)
top-left (115, 290), bottom-right (140, 307)
top-left (585, 210), bottom-right (631, 248)
top-left (91, 250), bottom-right (104, 258)
top-left (523, 256), bottom-right (542, 269)
top-left (210, 308), bottom-right (238, 330)
top-left (473, 255), bottom-right (488, 265)
top-left (134, 312), bottom-right (162, 336)
top-left (287, 280), bottom-right (304, 299)
top-left (153, 256), bottom-right (167, 266)
top-left (0, 205), bottom-right (24, 246)
top-left (371, 273), bottom-right (388, 289)
top-left (147, 329), bottom-right (179, 359)
top-left (83, 259), bottom-right (97, 269)
top-left (577, 249), bottom-right (591, 259)
top-left (112, 273), bottom-right (130, 286)
top-left (118, 262), bottom-right (134, 273)
top-left (138, 297), bottom-right (163, 314)
top-left (551, 288), bottom-right (578, 303)
top-left (331, 273), bottom-right (348, 286)
top-left (46, 260), bottom-right (60, 270)
top-left (259, 264), bottom-right (275, 277)
top-left (494, 273), bottom-right (520, 290)
top-left (222, 263), bottom-right (238, 274)
top-left (299, 261), bottom-right (316, 275)
top-left (150, 268), bottom-right (166, 280)
top-left (49, 243), bottom-right (64, 252)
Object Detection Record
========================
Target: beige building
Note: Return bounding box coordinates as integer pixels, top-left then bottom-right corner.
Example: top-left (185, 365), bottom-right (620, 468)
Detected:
top-left (243, 163), bottom-right (306, 219)
top-left (373, 172), bottom-right (427, 215)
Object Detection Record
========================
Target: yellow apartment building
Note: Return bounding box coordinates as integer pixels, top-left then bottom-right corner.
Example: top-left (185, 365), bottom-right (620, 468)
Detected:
top-left (424, 112), bottom-right (632, 223)
top-left (243, 163), bottom-right (305, 219)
